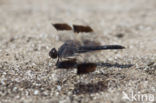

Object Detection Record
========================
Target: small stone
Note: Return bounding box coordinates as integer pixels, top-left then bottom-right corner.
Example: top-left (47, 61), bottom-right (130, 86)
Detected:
top-left (57, 85), bottom-right (61, 91)
top-left (116, 33), bottom-right (124, 38)
top-left (34, 90), bottom-right (39, 95)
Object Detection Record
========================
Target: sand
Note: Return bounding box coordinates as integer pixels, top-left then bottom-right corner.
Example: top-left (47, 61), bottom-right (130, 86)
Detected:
top-left (0, 0), bottom-right (156, 103)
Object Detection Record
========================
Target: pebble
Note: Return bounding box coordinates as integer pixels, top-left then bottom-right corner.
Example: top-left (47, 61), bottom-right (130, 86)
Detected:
top-left (34, 90), bottom-right (39, 95)
top-left (57, 85), bottom-right (62, 91)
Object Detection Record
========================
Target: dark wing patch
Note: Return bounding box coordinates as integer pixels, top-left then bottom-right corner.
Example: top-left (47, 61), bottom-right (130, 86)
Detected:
top-left (73, 25), bottom-right (93, 33)
top-left (56, 58), bottom-right (77, 69)
top-left (52, 23), bottom-right (72, 31)
top-left (77, 63), bottom-right (97, 74)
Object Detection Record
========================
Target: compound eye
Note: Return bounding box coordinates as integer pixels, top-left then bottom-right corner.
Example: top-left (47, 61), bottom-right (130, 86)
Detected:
top-left (49, 48), bottom-right (57, 59)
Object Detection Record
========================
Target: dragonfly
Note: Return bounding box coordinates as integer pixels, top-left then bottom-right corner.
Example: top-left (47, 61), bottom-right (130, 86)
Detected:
top-left (49, 23), bottom-right (125, 74)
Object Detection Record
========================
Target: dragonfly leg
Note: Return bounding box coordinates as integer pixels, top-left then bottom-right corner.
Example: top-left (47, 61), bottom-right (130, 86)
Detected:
top-left (56, 58), bottom-right (60, 65)
top-left (60, 57), bottom-right (63, 62)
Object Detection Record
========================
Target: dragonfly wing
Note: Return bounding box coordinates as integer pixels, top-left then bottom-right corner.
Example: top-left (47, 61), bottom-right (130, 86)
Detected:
top-left (58, 40), bottom-right (81, 58)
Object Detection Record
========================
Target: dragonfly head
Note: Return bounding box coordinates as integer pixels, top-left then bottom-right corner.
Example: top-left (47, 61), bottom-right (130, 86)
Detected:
top-left (49, 48), bottom-right (58, 59)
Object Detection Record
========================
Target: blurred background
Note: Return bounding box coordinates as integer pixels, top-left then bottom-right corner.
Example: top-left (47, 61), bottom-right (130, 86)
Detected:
top-left (0, 0), bottom-right (156, 103)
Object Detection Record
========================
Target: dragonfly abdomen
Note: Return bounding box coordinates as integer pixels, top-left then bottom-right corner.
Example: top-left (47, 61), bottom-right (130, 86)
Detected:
top-left (78, 45), bottom-right (125, 53)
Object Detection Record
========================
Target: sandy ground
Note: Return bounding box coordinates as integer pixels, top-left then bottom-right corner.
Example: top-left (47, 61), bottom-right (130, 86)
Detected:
top-left (0, 0), bottom-right (156, 103)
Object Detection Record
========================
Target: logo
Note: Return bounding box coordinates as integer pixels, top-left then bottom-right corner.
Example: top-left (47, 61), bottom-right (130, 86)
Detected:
top-left (122, 91), bottom-right (155, 102)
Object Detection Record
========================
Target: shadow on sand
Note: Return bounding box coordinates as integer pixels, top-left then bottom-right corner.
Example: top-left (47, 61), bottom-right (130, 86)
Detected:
top-left (73, 80), bottom-right (108, 95)
top-left (56, 60), bottom-right (133, 69)
top-left (56, 60), bottom-right (133, 94)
